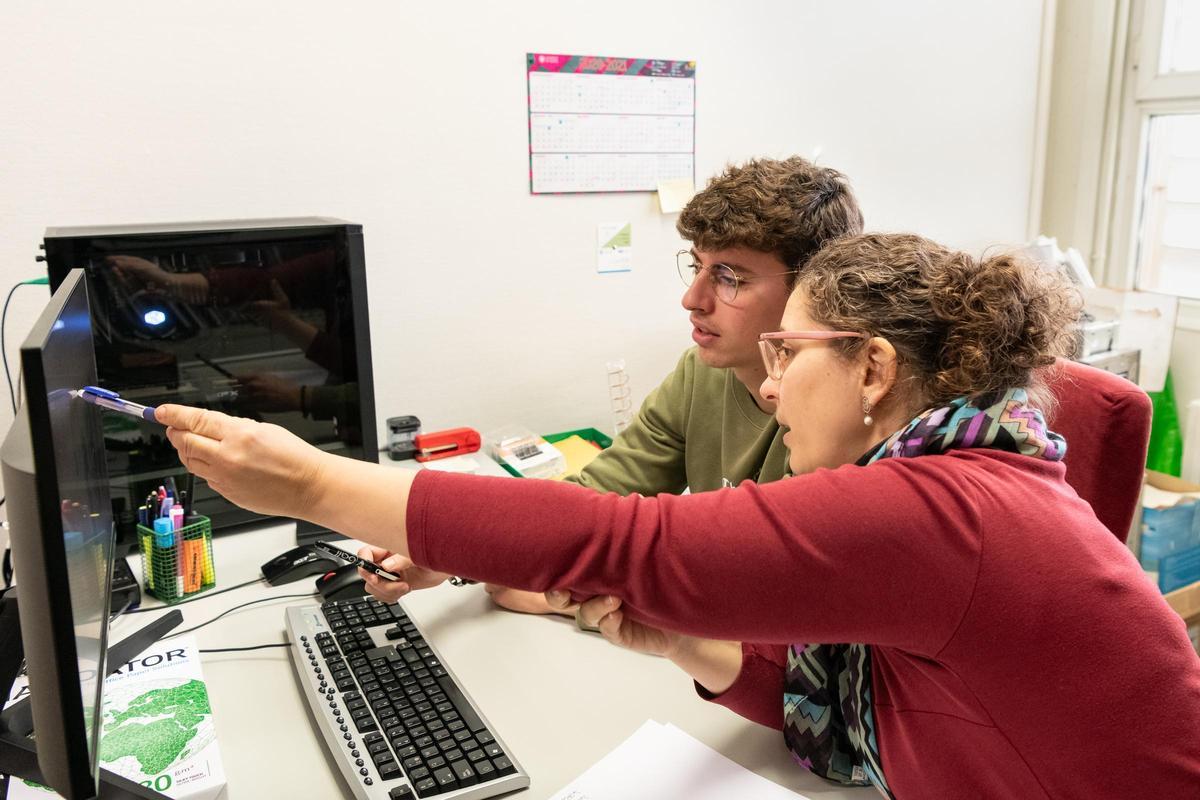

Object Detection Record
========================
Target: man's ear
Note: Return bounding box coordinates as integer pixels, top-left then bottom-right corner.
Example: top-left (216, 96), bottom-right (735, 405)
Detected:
top-left (861, 337), bottom-right (898, 408)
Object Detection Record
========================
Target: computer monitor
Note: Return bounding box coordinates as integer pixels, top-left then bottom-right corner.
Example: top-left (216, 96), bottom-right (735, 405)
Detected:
top-left (42, 218), bottom-right (378, 547)
top-left (1, 269), bottom-right (116, 798)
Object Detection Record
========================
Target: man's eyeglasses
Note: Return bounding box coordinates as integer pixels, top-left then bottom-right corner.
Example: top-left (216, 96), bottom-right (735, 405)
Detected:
top-left (758, 330), bottom-right (866, 380)
top-left (676, 250), bottom-right (796, 303)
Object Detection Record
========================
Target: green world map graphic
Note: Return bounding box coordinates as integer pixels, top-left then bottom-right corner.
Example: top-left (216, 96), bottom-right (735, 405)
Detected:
top-left (100, 679), bottom-right (214, 775)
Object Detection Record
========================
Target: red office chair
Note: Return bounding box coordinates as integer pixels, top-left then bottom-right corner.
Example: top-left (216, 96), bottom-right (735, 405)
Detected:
top-left (1043, 359), bottom-right (1152, 543)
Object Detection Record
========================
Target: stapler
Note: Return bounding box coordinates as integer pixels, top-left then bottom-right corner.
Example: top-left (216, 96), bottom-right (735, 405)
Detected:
top-left (414, 427), bottom-right (481, 462)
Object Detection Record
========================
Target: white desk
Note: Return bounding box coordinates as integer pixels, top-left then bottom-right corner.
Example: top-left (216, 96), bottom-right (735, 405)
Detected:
top-left (116, 479), bottom-right (871, 799)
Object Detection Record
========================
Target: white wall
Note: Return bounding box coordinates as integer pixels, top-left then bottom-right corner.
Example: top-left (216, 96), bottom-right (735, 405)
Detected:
top-left (0, 0), bottom-right (1046, 444)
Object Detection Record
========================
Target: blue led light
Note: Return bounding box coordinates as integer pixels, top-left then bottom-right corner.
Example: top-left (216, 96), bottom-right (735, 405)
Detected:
top-left (143, 309), bottom-right (167, 327)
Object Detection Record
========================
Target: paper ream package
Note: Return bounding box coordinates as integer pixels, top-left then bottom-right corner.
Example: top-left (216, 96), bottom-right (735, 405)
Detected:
top-left (4, 634), bottom-right (225, 799)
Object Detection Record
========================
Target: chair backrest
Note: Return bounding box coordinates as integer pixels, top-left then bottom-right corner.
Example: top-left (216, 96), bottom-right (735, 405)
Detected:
top-left (1043, 359), bottom-right (1152, 542)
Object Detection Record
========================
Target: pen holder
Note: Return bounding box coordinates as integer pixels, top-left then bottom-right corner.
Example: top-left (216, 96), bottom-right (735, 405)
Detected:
top-left (136, 515), bottom-right (216, 604)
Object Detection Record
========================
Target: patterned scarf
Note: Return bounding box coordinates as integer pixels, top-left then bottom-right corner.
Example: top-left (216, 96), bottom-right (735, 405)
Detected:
top-left (781, 388), bottom-right (1066, 798)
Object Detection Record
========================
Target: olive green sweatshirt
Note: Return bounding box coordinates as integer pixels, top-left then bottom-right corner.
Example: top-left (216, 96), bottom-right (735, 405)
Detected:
top-left (565, 348), bottom-right (789, 496)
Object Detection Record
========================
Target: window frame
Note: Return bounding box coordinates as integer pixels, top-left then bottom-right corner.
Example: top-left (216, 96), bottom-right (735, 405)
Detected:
top-left (1108, 0), bottom-right (1200, 306)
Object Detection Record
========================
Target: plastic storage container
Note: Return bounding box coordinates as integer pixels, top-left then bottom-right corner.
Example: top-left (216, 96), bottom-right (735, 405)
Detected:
top-left (487, 426), bottom-right (567, 479)
top-left (1140, 501), bottom-right (1200, 593)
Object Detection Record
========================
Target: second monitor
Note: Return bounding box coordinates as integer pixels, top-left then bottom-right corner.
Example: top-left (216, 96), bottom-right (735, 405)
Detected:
top-left (43, 218), bottom-right (379, 548)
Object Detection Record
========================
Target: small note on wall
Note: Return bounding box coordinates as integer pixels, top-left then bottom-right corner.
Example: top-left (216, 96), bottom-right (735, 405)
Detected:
top-left (657, 178), bottom-right (695, 214)
top-left (597, 222), bottom-right (632, 273)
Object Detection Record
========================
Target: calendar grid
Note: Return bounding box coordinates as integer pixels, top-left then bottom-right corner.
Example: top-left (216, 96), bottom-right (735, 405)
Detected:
top-left (527, 52), bottom-right (696, 194)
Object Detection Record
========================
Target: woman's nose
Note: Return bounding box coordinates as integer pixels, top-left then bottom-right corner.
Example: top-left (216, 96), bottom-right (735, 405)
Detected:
top-left (759, 374), bottom-right (780, 404)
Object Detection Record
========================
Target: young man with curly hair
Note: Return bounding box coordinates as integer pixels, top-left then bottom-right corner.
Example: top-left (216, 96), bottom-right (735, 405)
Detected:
top-left (363, 156), bottom-right (865, 615)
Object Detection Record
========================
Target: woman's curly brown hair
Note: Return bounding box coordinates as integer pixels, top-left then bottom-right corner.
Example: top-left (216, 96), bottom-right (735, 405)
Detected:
top-left (677, 156), bottom-right (864, 272)
top-left (797, 233), bottom-right (1082, 409)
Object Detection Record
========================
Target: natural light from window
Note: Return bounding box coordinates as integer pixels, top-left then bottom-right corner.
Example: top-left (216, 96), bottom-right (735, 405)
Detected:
top-left (1159, 0), bottom-right (1200, 74)
top-left (1136, 113), bottom-right (1200, 297)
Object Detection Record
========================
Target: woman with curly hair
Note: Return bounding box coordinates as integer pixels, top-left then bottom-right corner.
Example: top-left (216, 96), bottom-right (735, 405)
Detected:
top-left (158, 233), bottom-right (1200, 799)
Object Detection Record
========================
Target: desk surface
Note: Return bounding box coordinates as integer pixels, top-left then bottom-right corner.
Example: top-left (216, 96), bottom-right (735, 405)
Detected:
top-left (117, 516), bottom-right (870, 800)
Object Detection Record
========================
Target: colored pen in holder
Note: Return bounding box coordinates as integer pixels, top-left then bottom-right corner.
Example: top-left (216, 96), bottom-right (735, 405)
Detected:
top-left (136, 513), bottom-right (215, 604)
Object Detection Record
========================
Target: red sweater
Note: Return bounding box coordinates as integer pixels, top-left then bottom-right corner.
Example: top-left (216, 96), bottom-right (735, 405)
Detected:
top-left (407, 450), bottom-right (1200, 799)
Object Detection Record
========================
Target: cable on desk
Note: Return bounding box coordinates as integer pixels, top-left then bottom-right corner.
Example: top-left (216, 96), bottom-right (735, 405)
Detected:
top-left (166, 591), bottom-right (318, 639)
top-left (118, 576), bottom-right (267, 618)
top-left (200, 642), bottom-right (290, 654)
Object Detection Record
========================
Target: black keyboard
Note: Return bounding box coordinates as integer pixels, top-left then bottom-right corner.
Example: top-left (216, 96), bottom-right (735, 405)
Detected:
top-left (286, 596), bottom-right (529, 800)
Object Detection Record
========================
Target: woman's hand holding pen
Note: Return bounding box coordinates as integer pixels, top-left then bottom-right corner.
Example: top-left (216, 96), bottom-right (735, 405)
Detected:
top-left (357, 545), bottom-right (450, 603)
top-left (155, 404), bottom-right (332, 521)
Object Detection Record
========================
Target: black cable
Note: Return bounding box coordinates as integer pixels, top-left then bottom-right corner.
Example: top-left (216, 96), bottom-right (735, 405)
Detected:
top-left (165, 590), bottom-right (317, 639)
top-left (2, 281), bottom-right (42, 413)
top-left (200, 642), bottom-right (290, 654)
top-left (3, 282), bottom-right (23, 412)
top-left (119, 576), bottom-right (267, 616)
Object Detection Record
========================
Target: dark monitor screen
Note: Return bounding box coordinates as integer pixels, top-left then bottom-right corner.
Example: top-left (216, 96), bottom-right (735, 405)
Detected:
top-left (1, 268), bottom-right (114, 798)
top-left (43, 219), bottom-right (377, 544)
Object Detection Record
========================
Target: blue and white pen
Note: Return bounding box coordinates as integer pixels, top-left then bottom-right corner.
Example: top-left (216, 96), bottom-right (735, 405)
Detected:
top-left (71, 386), bottom-right (160, 423)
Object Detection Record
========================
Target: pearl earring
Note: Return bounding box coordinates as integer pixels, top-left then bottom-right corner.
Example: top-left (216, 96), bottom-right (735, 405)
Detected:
top-left (861, 396), bottom-right (873, 427)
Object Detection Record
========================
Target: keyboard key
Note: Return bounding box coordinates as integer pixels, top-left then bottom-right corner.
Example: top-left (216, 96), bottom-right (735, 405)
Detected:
top-left (378, 759), bottom-right (402, 780)
top-left (483, 743), bottom-right (503, 759)
top-left (432, 766), bottom-right (458, 791)
top-left (450, 759), bottom-right (478, 787)
top-left (413, 776), bottom-right (438, 796)
top-left (409, 766), bottom-right (430, 782)
top-left (492, 755), bottom-right (515, 776)
top-left (466, 748), bottom-right (488, 764)
top-left (388, 786), bottom-right (415, 800)
top-left (426, 678), bottom-right (484, 733)
top-left (474, 759), bottom-right (495, 780)
top-left (426, 755), bottom-right (446, 770)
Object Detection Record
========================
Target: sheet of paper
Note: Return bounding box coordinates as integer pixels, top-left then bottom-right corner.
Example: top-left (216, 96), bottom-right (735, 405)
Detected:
top-left (1082, 287), bottom-right (1179, 392)
top-left (549, 720), bottom-right (812, 800)
top-left (548, 435), bottom-right (602, 477)
top-left (597, 222), bottom-right (632, 273)
top-left (657, 177), bottom-right (696, 213)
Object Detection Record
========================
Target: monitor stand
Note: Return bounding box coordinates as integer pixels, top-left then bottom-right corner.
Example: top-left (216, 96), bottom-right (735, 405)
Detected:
top-left (295, 518), bottom-right (346, 546)
top-left (0, 593), bottom-right (183, 799)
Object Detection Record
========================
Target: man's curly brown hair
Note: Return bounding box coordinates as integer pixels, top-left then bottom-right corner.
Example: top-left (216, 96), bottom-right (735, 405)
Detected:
top-left (677, 156), bottom-right (864, 273)
top-left (797, 233), bottom-right (1082, 410)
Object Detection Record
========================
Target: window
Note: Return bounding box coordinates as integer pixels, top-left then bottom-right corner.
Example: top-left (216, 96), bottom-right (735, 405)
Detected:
top-left (1125, 0), bottom-right (1200, 298)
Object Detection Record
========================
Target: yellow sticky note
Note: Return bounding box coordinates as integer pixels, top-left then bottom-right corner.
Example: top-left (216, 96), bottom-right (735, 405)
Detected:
top-left (657, 178), bottom-right (696, 214)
